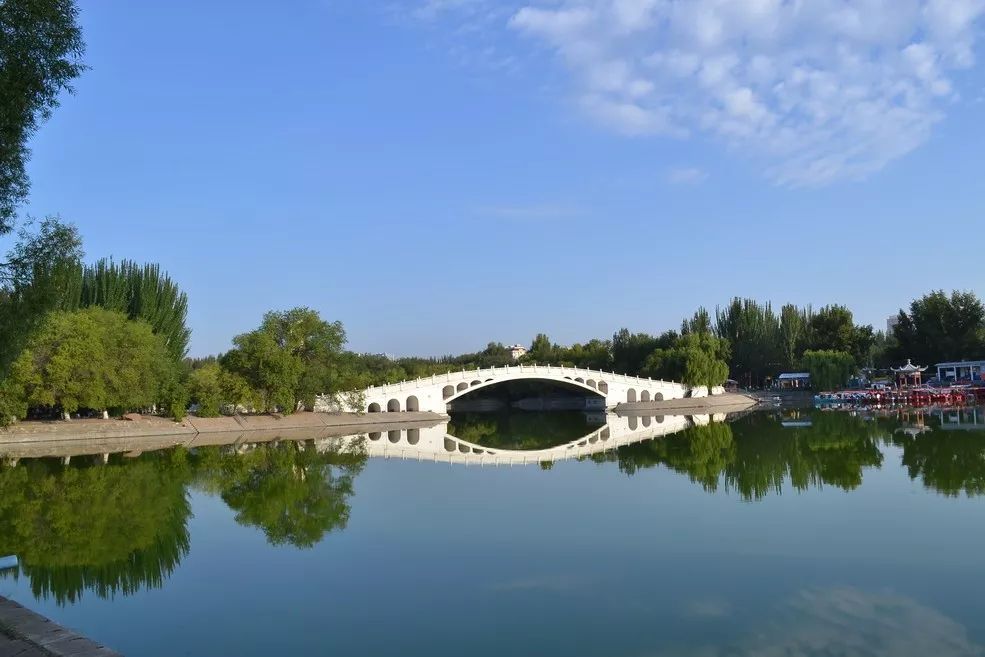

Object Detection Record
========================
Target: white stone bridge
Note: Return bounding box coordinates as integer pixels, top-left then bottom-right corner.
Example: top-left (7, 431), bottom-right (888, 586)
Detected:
top-left (321, 412), bottom-right (726, 466)
top-left (318, 364), bottom-right (699, 415)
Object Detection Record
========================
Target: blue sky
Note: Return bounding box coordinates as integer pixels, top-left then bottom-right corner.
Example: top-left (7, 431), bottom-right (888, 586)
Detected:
top-left (14, 0), bottom-right (985, 357)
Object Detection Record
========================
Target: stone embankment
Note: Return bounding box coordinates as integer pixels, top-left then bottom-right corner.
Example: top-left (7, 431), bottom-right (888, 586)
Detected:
top-left (616, 392), bottom-right (759, 415)
top-left (0, 595), bottom-right (122, 656)
top-left (0, 411), bottom-right (445, 458)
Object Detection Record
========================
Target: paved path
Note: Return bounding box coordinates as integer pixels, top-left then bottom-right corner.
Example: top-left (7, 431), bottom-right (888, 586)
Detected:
top-left (0, 597), bottom-right (121, 657)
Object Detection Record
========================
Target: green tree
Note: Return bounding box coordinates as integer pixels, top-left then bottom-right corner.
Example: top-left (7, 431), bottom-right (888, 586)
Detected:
top-left (714, 298), bottom-right (782, 387)
top-left (0, 0), bottom-right (85, 233)
top-left (221, 307), bottom-right (346, 412)
top-left (612, 328), bottom-right (675, 376)
top-left (806, 305), bottom-right (856, 353)
top-left (78, 259), bottom-right (191, 362)
top-left (891, 290), bottom-right (985, 366)
top-left (680, 331), bottom-right (731, 389)
top-left (0, 217), bottom-right (83, 375)
top-left (187, 362), bottom-right (223, 417)
top-left (526, 333), bottom-right (555, 363)
top-left (801, 349), bottom-right (856, 390)
top-left (7, 307), bottom-right (174, 419)
top-left (778, 303), bottom-right (806, 371)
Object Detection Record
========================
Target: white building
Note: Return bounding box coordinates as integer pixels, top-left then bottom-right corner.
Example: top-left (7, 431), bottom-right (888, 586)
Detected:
top-left (508, 344), bottom-right (527, 360)
top-left (936, 360), bottom-right (985, 383)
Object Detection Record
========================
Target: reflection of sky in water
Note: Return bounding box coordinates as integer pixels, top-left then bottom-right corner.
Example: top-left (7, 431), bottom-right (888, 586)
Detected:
top-left (667, 587), bottom-right (985, 657)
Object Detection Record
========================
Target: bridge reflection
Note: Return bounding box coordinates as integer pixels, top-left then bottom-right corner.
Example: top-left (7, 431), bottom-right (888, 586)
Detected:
top-left (325, 413), bottom-right (725, 466)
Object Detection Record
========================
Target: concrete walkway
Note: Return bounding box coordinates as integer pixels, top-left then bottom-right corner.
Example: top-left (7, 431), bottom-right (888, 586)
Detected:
top-left (0, 596), bottom-right (121, 656)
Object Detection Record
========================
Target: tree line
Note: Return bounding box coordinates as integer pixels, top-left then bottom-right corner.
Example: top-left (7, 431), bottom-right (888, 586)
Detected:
top-left (506, 294), bottom-right (984, 391)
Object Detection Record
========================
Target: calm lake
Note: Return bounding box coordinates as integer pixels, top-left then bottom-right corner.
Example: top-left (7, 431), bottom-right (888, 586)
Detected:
top-left (2, 407), bottom-right (985, 656)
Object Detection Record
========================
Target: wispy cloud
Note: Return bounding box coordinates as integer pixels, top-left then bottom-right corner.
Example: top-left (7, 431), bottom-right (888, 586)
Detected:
top-left (666, 166), bottom-right (708, 185)
top-left (404, 0), bottom-right (985, 186)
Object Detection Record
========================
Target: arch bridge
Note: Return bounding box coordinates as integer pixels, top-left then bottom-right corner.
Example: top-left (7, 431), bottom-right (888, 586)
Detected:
top-left (319, 364), bottom-right (697, 415)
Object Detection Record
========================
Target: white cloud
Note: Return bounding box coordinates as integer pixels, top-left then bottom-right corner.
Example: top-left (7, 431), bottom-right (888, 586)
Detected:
top-left (666, 167), bottom-right (708, 185)
top-left (411, 0), bottom-right (985, 185)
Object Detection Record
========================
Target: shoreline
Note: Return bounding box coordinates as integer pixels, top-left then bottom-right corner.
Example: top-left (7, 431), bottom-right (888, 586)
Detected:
top-left (0, 595), bottom-right (122, 657)
top-left (0, 394), bottom-right (758, 457)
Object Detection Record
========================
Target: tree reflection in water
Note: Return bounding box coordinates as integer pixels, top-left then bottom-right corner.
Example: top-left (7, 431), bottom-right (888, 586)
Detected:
top-left (0, 440), bottom-right (367, 604)
top-left (193, 440), bottom-right (366, 548)
top-left (0, 450), bottom-right (191, 604)
top-left (889, 426), bottom-right (985, 497)
top-left (607, 411), bottom-right (885, 499)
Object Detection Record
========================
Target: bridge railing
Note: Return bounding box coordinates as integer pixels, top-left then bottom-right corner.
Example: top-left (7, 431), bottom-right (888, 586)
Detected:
top-left (348, 363), bottom-right (687, 397)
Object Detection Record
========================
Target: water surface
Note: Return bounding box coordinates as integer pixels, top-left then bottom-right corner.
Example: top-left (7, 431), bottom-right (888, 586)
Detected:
top-left (2, 408), bottom-right (984, 656)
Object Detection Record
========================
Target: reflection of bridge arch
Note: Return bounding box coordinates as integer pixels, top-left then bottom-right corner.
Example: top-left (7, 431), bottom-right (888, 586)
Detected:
top-left (322, 414), bottom-right (706, 466)
top-left (324, 364), bottom-right (694, 415)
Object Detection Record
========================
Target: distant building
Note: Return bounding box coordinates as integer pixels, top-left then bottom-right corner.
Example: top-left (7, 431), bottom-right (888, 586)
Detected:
top-left (508, 344), bottom-right (527, 360)
top-left (777, 372), bottom-right (811, 389)
top-left (936, 360), bottom-right (985, 382)
top-left (886, 315), bottom-right (899, 334)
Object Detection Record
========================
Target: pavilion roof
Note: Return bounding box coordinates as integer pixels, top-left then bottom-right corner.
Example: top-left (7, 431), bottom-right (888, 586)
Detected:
top-left (891, 358), bottom-right (927, 373)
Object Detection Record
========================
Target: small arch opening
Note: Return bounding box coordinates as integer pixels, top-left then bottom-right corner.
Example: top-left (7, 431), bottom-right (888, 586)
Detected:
top-left (387, 399), bottom-right (400, 412)
top-left (642, 416), bottom-right (651, 427)
top-left (471, 380), bottom-right (482, 387)
top-left (407, 428), bottom-right (420, 445)
top-left (444, 437), bottom-right (457, 452)
top-left (388, 430), bottom-right (401, 443)
top-left (457, 382), bottom-right (469, 392)
top-left (627, 388), bottom-right (637, 403)
top-left (654, 392), bottom-right (664, 401)
top-left (598, 381), bottom-right (608, 393)
top-left (406, 395), bottom-right (420, 412)
top-left (586, 379), bottom-right (596, 389)
top-left (641, 390), bottom-right (651, 402)
top-left (575, 377), bottom-right (585, 384)
top-left (443, 385), bottom-right (454, 399)
top-left (629, 416), bottom-right (638, 430)
top-left (369, 431), bottom-right (381, 441)
top-left (368, 402), bottom-right (381, 413)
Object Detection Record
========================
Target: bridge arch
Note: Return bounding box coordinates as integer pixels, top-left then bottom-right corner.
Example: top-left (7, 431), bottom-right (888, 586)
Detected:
top-left (586, 379), bottom-right (596, 389)
top-left (627, 388), bottom-right (637, 403)
top-left (407, 428), bottom-right (420, 445)
top-left (443, 374), bottom-right (606, 407)
top-left (598, 381), bottom-right (608, 393)
top-left (387, 399), bottom-right (400, 412)
top-left (406, 395), bottom-right (420, 412)
top-left (388, 430), bottom-right (400, 443)
top-left (369, 431), bottom-right (381, 441)
top-left (654, 392), bottom-right (664, 401)
top-left (641, 390), bottom-right (651, 402)
top-left (443, 385), bottom-right (454, 399)
top-left (368, 402), bottom-right (381, 413)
